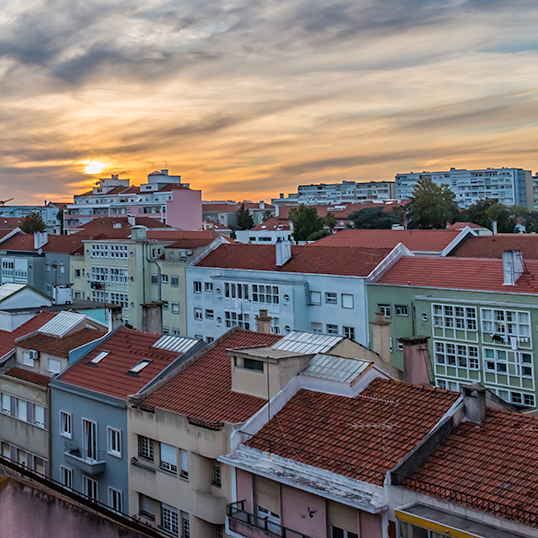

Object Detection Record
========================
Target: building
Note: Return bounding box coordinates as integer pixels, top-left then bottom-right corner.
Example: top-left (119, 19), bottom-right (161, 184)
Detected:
top-left (449, 232), bottom-right (538, 258)
top-left (186, 241), bottom-right (408, 343)
top-left (49, 326), bottom-right (204, 514)
top-left (0, 201), bottom-right (64, 234)
top-left (395, 167), bottom-right (533, 209)
top-left (272, 180), bottom-right (397, 209)
top-left (202, 202), bottom-right (274, 230)
top-left (235, 218), bottom-right (293, 245)
top-left (65, 170), bottom-right (202, 232)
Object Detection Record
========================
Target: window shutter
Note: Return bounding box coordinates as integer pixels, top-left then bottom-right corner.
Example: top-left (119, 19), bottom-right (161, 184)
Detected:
top-left (10, 445), bottom-right (17, 461)
top-left (328, 501), bottom-right (358, 534)
top-left (27, 402), bottom-right (34, 424)
top-left (10, 397), bottom-right (16, 417)
top-left (27, 453), bottom-right (34, 470)
top-left (254, 476), bottom-right (280, 515)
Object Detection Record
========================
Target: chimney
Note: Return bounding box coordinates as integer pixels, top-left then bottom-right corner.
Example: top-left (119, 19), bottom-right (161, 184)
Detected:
top-left (462, 383), bottom-right (486, 423)
top-left (492, 220), bottom-right (497, 236)
top-left (275, 238), bottom-right (291, 266)
top-left (107, 304), bottom-right (123, 332)
top-left (161, 169), bottom-right (169, 175)
top-left (141, 302), bottom-right (163, 334)
top-left (503, 250), bottom-right (524, 286)
top-left (399, 336), bottom-right (432, 385)
top-left (34, 231), bottom-right (48, 250)
top-left (127, 215), bottom-right (136, 226)
top-left (370, 312), bottom-right (391, 364)
top-left (256, 309), bottom-right (272, 334)
top-left (275, 205), bottom-right (280, 217)
top-left (259, 200), bottom-right (265, 210)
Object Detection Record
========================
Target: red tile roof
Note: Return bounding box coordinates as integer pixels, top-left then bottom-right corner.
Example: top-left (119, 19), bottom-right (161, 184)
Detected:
top-left (202, 203), bottom-right (239, 213)
top-left (56, 327), bottom-right (190, 399)
top-left (246, 378), bottom-right (458, 485)
top-left (313, 228), bottom-right (462, 252)
top-left (446, 221), bottom-right (484, 230)
top-left (144, 329), bottom-right (281, 424)
top-left (409, 409), bottom-right (538, 517)
top-left (145, 229), bottom-right (214, 242)
top-left (195, 244), bottom-right (392, 276)
top-left (451, 234), bottom-right (538, 259)
top-left (376, 256), bottom-right (538, 294)
top-left (0, 312), bottom-right (56, 358)
top-left (244, 203), bottom-right (275, 211)
top-left (250, 218), bottom-right (291, 232)
top-left (164, 231), bottom-right (221, 249)
top-left (3, 366), bottom-right (50, 388)
top-left (16, 328), bottom-right (106, 358)
top-left (277, 201), bottom-right (409, 220)
top-left (0, 218), bottom-right (24, 229)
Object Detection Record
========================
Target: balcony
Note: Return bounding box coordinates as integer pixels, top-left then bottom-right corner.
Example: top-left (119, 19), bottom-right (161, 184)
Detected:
top-left (64, 442), bottom-right (106, 475)
top-left (227, 501), bottom-right (312, 538)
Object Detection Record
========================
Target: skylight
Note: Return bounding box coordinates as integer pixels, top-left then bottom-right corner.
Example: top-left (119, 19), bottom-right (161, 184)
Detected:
top-left (90, 351), bottom-right (109, 364)
top-left (130, 359), bottom-right (151, 373)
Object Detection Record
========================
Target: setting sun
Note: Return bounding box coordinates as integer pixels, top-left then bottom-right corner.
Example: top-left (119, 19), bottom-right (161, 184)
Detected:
top-left (83, 161), bottom-right (106, 175)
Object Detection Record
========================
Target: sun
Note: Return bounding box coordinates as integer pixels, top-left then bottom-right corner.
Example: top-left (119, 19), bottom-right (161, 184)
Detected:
top-left (83, 161), bottom-right (106, 175)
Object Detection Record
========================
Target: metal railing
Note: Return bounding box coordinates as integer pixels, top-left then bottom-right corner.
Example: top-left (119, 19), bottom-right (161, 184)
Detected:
top-left (64, 441), bottom-right (105, 463)
top-left (227, 501), bottom-right (312, 538)
top-left (392, 473), bottom-right (538, 529)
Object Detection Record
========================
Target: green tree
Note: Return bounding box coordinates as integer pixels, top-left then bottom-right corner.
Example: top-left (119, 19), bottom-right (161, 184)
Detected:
top-left (523, 211), bottom-right (538, 234)
top-left (262, 210), bottom-right (273, 222)
top-left (236, 203), bottom-right (254, 230)
top-left (56, 209), bottom-right (64, 234)
top-left (289, 205), bottom-right (324, 242)
top-left (485, 203), bottom-right (518, 233)
top-left (306, 229), bottom-right (330, 241)
top-left (408, 177), bottom-right (459, 229)
top-left (20, 212), bottom-right (46, 234)
top-left (349, 207), bottom-right (399, 229)
top-left (459, 199), bottom-right (498, 228)
top-left (324, 212), bottom-right (337, 233)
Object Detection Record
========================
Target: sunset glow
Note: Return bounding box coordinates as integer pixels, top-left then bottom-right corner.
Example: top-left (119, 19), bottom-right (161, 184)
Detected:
top-left (83, 162), bottom-right (106, 175)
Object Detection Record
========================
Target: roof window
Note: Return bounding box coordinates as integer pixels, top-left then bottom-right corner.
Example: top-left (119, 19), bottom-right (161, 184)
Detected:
top-left (130, 359), bottom-right (151, 374)
top-left (90, 351), bottom-right (109, 364)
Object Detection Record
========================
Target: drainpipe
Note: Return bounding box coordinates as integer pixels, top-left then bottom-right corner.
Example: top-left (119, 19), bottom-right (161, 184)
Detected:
top-left (145, 243), bottom-right (162, 301)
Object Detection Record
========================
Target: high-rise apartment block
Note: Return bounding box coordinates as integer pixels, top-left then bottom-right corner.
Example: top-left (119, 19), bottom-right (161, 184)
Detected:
top-left (395, 167), bottom-right (533, 209)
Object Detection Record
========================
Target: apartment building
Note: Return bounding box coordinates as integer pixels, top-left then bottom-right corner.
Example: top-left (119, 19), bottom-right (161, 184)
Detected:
top-left (65, 170), bottom-right (202, 232)
top-left (395, 167), bottom-right (533, 209)
top-left (202, 202), bottom-right (274, 230)
top-left (0, 201), bottom-right (64, 234)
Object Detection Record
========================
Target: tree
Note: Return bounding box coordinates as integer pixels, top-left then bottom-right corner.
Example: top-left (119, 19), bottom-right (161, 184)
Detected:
top-left (407, 177), bottom-right (459, 229)
top-left (289, 205), bottom-right (324, 242)
top-left (236, 203), bottom-right (254, 230)
top-left (20, 212), bottom-right (46, 234)
top-left (306, 228), bottom-right (330, 241)
top-left (523, 211), bottom-right (538, 234)
top-left (485, 203), bottom-right (518, 233)
top-left (262, 210), bottom-right (273, 222)
top-left (459, 199), bottom-right (527, 233)
top-left (349, 207), bottom-right (399, 229)
top-left (324, 212), bottom-right (337, 233)
top-left (459, 199), bottom-right (497, 228)
top-left (56, 209), bottom-right (64, 235)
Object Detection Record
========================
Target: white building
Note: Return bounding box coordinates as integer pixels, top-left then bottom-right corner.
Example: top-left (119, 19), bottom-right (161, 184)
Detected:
top-left (234, 217), bottom-right (293, 244)
top-left (395, 167), bottom-right (533, 209)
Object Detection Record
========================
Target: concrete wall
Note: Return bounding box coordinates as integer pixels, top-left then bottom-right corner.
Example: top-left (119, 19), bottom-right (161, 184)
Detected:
top-left (167, 189), bottom-right (202, 230)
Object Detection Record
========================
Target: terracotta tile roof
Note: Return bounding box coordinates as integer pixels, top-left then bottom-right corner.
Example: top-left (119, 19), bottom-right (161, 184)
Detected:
top-left (451, 234), bottom-right (538, 259)
top-left (313, 228), bottom-right (461, 251)
top-left (202, 203), bottom-right (239, 213)
top-left (277, 201), bottom-right (409, 220)
top-left (376, 256), bottom-right (538, 294)
top-left (409, 409), bottom-right (538, 516)
top-left (0, 218), bottom-right (24, 229)
top-left (16, 327), bottom-right (106, 358)
top-left (145, 229), bottom-right (214, 242)
top-left (195, 244), bottom-right (392, 276)
top-left (0, 312), bottom-right (56, 357)
top-left (244, 203), bottom-right (275, 211)
top-left (56, 327), bottom-right (191, 399)
top-left (447, 221), bottom-right (484, 230)
top-left (144, 329), bottom-right (281, 424)
top-left (3, 366), bottom-right (50, 388)
top-left (250, 218), bottom-right (291, 232)
top-left (245, 378), bottom-right (459, 485)
top-left (0, 233), bottom-right (85, 254)
top-left (163, 231), bottom-right (221, 249)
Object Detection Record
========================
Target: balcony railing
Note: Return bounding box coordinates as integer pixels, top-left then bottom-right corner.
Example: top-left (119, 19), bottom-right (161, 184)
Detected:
top-left (64, 442), bottom-right (106, 475)
top-left (392, 473), bottom-right (538, 529)
top-left (227, 501), bottom-right (312, 538)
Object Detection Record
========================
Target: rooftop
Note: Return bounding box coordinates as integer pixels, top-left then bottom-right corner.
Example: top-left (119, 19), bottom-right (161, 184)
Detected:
top-left (300, 354), bottom-right (372, 385)
top-left (245, 378), bottom-right (459, 486)
top-left (250, 217), bottom-right (291, 232)
top-left (195, 244), bottom-right (392, 276)
top-left (277, 201), bottom-right (409, 220)
top-left (273, 330), bottom-right (343, 354)
top-left (2, 366), bottom-right (51, 388)
top-left (0, 312), bottom-right (55, 358)
top-left (143, 329), bottom-right (281, 424)
top-left (451, 234), bottom-right (538, 259)
top-left (375, 256), bottom-right (538, 294)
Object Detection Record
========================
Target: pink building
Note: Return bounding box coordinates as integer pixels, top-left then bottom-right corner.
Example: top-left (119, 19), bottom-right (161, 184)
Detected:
top-left (65, 170), bottom-right (202, 232)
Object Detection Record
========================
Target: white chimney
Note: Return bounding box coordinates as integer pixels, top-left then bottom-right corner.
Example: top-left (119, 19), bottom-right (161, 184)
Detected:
top-left (127, 215), bottom-right (136, 226)
top-left (503, 250), bottom-right (524, 286)
top-left (275, 238), bottom-right (291, 266)
top-left (275, 205), bottom-right (280, 217)
top-left (34, 232), bottom-right (48, 250)
top-left (492, 220), bottom-right (498, 236)
top-left (259, 200), bottom-right (265, 210)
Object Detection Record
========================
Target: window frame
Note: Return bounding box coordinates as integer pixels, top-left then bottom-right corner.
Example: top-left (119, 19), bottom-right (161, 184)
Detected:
top-left (107, 427), bottom-right (122, 458)
top-left (325, 292), bottom-right (337, 305)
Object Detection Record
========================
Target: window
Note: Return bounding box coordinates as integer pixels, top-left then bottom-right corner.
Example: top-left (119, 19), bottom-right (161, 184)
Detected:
top-left (225, 311), bottom-right (250, 329)
top-left (435, 342), bottom-right (479, 369)
top-left (83, 419), bottom-right (98, 461)
top-left (59, 264), bottom-right (65, 274)
top-left (517, 352), bottom-right (533, 377)
top-left (180, 449), bottom-right (189, 479)
top-left (225, 282), bottom-right (250, 300)
top-left (34, 405), bottom-right (45, 428)
top-left (326, 324), bottom-right (338, 335)
top-left (162, 504), bottom-right (179, 536)
top-left (332, 527), bottom-right (358, 538)
top-left (172, 328), bottom-right (180, 336)
top-left (252, 284), bottom-right (278, 304)
top-left (22, 352), bottom-right (34, 366)
top-left (163, 301), bottom-right (169, 310)
top-left (433, 304), bottom-right (477, 341)
top-left (107, 428), bottom-right (122, 458)
top-left (1, 394), bottom-right (10, 414)
top-left (90, 351), bottom-right (109, 364)
top-left (207, 337), bottom-right (214, 344)
top-left (377, 304), bottom-right (391, 318)
top-left (60, 466), bottom-right (73, 489)
top-left (163, 326), bottom-right (170, 335)
top-left (108, 487), bottom-right (122, 513)
top-left (244, 359), bottom-right (264, 372)
top-left (160, 443), bottom-right (178, 475)
top-left (181, 512), bottom-right (190, 538)
top-left (161, 274), bottom-right (169, 284)
top-left (341, 294), bottom-right (354, 309)
top-left (311, 322), bottom-right (322, 334)
top-left (205, 282), bottom-right (213, 292)
top-left (171, 302), bottom-right (179, 314)
top-left (130, 360), bottom-right (151, 373)
top-left (74, 268), bottom-right (81, 279)
top-left (194, 308), bottom-right (203, 321)
top-left (213, 462), bottom-right (222, 487)
top-left (215, 525), bottom-right (224, 538)
top-left (325, 292), bottom-right (337, 304)
top-left (193, 281), bottom-right (202, 294)
top-left (310, 291), bottom-right (321, 305)
top-left (83, 476), bottom-right (98, 501)
top-left (271, 317), bottom-right (280, 335)
top-left (481, 308), bottom-right (531, 341)
top-left (171, 275), bottom-right (179, 287)
top-left (17, 400), bottom-right (27, 422)
top-left (151, 274), bottom-right (158, 285)
top-left (343, 326), bottom-right (355, 341)
top-left (395, 305), bottom-right (409, 316)
top-left (60, 411), bottom-right (72, 438)
top-left (139, 436), bottom-right (154, 461)
top-left (47, 358), bottom-right (61, 374)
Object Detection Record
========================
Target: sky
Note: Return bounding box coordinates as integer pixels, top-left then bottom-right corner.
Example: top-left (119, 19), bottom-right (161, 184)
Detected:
top-left (2, 0), bottom-right (538, 204)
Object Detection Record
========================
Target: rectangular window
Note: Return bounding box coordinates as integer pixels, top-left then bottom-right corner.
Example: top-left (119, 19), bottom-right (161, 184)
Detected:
top-left (171, 275), bottom-right (179, 287)
top-left (213, 462), bottom-right (222, 487)
top-left (310, 291), bottom-right (321, 305)
top-left (150, 274), bottom-right (158, 285)
top-left (83, 476), bottom-right (98, 501)
top-left (205, 282), bottom-right (213, 292)
top-left (163, 326), bottom-right (170, 335)
top-left (325, 292), bottom-right (337, 304)
top-left (377, 304), bottom-right (391, 318)
top-left (48, 358), bottom-right (61, 374)
top-left (180, 449), bottom-right (189, 479)
top-left (193, 281), bottom-right (202, 294)
top-left (60, 466), bottom-right (73, 489)
top-left (326, 324), bottom-right (338, 335)
top-left (83, 419), bottom-right (98, 461)
top-left (1, 394), bottom-right (10, 414)
top-left (181, 512), bottom-right (190, 538)
top-left (17, 400), bottom-right (27, 422)
top-left (163, 301), bottom-right (169, 310)
top-left (161, 504), bottom-right (179, 536)
top-left (74, 268), bottom-right (81, 279)
top-left (107, 428), bottom-right (122, 458)
top-left (224, 311), bottom-right (250, 329)
top-left (205, 309), bottom-right (214, 319)
top-left (395, 305), bottom-right (408, 316)
top-left (160, 443), bottom-right (178, 475)
top-left (244, 359), bottom-right (264, 372)
top-left (22, 352), bottom-right (34, 366)
top-left (171, 302), bottom-right (180, 314)
top-left (108, 487), bottom-right (122, 513)
top-left (139, 436), bottom-right (154, 461)
top-left (34, 405), bottom-right (45, 428)
top-left (343, 326), bottom-right (355, 341)
top-left (194, 308), bottom-right (203, 320)
top-left (341, 294), bottom-right (354, 309)
top-left (161, 274), bottom-right (169, 284)
top-left (311, 322), bottom-right (322, 334)
top-left (60, 411), bottom-right (72, 438)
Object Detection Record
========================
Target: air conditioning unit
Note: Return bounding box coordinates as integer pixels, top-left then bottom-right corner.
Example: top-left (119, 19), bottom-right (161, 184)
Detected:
top-left (29, 350), bottom-right (39, 360)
